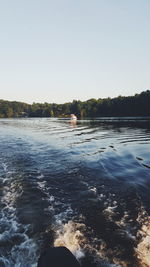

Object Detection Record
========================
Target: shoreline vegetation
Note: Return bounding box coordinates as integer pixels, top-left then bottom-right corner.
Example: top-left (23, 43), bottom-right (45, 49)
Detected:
top-left (0, 90), bottom-right (150, 118)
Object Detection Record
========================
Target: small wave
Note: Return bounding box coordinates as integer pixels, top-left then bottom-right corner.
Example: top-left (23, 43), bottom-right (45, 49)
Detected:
top-left (54, 220), bottom-right (85, 259)
top-left (2, 162), bottom-right (8, 172)
top-left (0, 171), bottom-right (39, 266)
top-left (136, 210), bottom-right (150, 267)
top-left (54, 219), bottom-right (121, 267)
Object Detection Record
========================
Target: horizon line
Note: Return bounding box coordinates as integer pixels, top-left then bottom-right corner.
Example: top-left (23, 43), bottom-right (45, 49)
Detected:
top-left (0, 90), bottom-right (149, 105)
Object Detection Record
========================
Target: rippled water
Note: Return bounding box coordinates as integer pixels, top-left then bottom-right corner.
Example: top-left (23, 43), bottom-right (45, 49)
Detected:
top-left (0, 118), bottom-right (150, 267)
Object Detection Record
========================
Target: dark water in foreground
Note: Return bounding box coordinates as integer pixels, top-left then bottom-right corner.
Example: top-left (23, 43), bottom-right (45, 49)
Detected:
top-left (0, 118), bottom-right (150, 267)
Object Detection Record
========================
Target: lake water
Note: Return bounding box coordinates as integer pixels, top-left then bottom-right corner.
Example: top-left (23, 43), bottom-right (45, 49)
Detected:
top-left (0, 118), bottom-right (150, 267)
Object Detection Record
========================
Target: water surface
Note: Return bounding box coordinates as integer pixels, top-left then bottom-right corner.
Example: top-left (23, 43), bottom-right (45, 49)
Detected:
top-left (0, 118), bottom-right (150, 267)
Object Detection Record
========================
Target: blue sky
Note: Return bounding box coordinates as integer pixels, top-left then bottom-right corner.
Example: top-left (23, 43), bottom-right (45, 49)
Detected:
top-left (0, 0), bottom-right (150, 103)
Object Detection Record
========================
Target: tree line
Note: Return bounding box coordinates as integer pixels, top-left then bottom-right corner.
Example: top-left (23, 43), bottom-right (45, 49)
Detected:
top-left (0, 90), bottom-right (150, 118)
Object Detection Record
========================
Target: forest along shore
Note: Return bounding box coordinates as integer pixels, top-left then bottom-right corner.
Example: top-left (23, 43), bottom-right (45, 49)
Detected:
top-left (0, 90), bottom-right (150, 118)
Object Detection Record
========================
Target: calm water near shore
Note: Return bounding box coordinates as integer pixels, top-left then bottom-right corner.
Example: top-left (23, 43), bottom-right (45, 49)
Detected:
top-left (0, 118), bottom-right (150, 267)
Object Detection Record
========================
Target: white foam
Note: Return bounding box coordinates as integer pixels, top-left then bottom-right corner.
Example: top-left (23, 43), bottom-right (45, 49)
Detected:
top-left (37, 174), bottom-right (44, 179)
top-left (2, 162), bottom-right (8, 171)
top-left (54, 220), bottom-right (85, 259)
top-left (54, 206), bottom-right (73, 225)
top-left (136, 216), bottom-right (150, 267)
top-left (0, 172), bottom-right (38, 267)
top-left (89, 187), bottom-right (97, 194)
top-left (37, 181), bottom-right (46, 189)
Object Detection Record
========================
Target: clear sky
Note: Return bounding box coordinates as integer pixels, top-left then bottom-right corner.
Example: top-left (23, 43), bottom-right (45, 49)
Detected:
top-left (0, 0), bottom-right (150, 104)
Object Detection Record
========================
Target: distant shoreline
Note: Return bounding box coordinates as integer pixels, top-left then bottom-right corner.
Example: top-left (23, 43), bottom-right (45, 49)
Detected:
top-left (0, 90), bottom-right (150, 118)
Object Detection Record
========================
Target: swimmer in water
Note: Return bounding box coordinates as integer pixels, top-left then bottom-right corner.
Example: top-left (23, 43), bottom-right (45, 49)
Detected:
top-left (70, 114), bottom-right (77, 120)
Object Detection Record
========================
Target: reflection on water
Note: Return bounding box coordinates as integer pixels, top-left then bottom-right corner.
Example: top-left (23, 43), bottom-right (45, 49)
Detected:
top-left (0, 118), bottom-right (150, 267)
